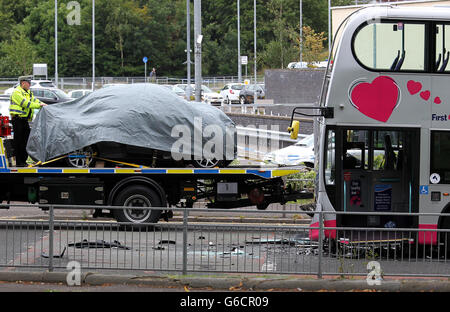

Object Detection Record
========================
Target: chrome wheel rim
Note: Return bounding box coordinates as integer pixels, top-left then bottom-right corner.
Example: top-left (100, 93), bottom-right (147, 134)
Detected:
top-left (123, 195), bottom-right (152, 223)
top-left (67, 147), bottom-right (94, 168)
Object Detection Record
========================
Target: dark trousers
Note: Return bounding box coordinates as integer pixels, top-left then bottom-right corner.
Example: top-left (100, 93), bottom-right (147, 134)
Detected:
top-left (11, 117), bottom-right (30, 165)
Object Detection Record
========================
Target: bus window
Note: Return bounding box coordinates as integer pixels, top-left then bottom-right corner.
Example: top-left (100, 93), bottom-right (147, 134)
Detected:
top-left (344, 130), bottom-right (369, 170)
top-left (325, 130), bottom-right (335, 185)
top-left (372, 131), bottom-right (402, 171)
top-left (431, 131), bottom-right (450, 183)
top-left (435, 24), bottom-right (450, 72)
top-left (353, 21), bottom-right (426, 71)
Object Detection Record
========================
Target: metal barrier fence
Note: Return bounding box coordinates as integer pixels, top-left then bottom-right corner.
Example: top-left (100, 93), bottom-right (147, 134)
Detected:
top-left (0, 76), bottom-right (265, 92)
top-left (0, 205), bottom-right (449, 278)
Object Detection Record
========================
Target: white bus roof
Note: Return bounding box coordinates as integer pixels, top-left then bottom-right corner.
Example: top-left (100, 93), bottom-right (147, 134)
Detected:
top-left (325, 5), bottom-right (450, 128)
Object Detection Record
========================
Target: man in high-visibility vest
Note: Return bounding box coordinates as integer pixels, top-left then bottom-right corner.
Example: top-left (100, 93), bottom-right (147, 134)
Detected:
top-left (9, 76), bottom-right (47, 166)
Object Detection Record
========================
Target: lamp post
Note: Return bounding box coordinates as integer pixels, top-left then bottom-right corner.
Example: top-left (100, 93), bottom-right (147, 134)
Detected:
top-left (55, 0), bottom-right (58, 88)
top-left (237, 0), bottom-right (242, 83)
top-left (254, 0), bottom-right (257, 84)
top-left (92, 0), bottom-right (95, 91)
top-left (328, 0), bottom-right (331, 55)
top-left (194, 0), bottom-right (202, 102)
top-left (300, 0), bottom-right (303, 63)
top-left (186, 0), bottom-right (192, 100)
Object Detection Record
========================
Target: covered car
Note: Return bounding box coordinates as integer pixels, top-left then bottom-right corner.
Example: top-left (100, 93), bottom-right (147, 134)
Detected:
top-left (27, 83), bottom-right (237, 168)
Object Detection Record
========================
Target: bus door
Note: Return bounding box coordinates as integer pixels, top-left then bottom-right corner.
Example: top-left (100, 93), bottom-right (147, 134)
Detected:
top-left (337, 128), bottom-right (419, 228)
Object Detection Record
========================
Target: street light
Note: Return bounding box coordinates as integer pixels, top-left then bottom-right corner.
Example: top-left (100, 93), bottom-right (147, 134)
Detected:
top-left (254, 0), bottom-right (257, 84)
top-left (186, 0), bottom-right (191, 100)
top-left (194, 0), bottom-right (202, 102)
top-left (55, 0), bottom-right (58, 88)
top-left (328, 0), bottom-right (331, 55)
top-left (237, 0), bottom-right (242, 83)
top-left (92, 0), bottom-right (95, 91)
top-left (300, 0), bottom-right (303, 63)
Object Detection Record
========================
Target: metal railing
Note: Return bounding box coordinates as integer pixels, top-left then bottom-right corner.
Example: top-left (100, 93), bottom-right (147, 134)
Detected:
top-left (0, 205), bottom-right (449, 279)
top-left (0, 76), bottom-right (265, 92)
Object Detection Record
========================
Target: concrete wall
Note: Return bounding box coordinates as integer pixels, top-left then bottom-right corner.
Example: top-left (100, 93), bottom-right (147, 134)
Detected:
top-left (264, 69), bottom-right (325, 104)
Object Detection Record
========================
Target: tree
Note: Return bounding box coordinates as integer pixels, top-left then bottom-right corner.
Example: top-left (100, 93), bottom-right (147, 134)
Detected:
top-left (289, 25), bottom-right (327, 65)
top-left (106, 0), bottom-right (149, 74)
top-left (0, 29), bottom-right (41, 76)
top-left (258, 0), bottom-right (298, 69)
top-left (0, 0), bottom-right (353, 77)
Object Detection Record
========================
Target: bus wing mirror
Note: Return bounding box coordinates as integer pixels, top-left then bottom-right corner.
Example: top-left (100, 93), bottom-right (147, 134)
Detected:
top-left (288, 121), bottom-right (300, 140)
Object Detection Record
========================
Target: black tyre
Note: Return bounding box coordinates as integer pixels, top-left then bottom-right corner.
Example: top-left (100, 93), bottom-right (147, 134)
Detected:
top-left (113, 185), bottom-right (163, 226)
top-left (256, 202), bottom-right (269, 210)
top-left (440, 216), bottom-right (450, 257)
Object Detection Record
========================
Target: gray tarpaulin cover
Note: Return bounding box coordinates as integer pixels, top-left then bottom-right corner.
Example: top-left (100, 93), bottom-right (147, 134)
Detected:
top-left (27, 84), bottom-right (236, 162)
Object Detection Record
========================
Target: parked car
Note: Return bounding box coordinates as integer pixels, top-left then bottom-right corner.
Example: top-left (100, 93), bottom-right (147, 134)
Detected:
top-left (68, 89), bottom-right (93, 99)
top-left (312, 61), bottom-right (328, 68)
top-left (0, 95), bottom-right (10, 118)
top-left (4, 80), bottom-right (56, 95)
top-left (27, 84), bottom-right (237, 169)
top-left (174, 84), bottom-right (194, 99)
top-left (31, 88), bottom-right (73, 104)
top-left (287, 62), bottom-right (308, 69)
top-left (161, 85), bottom-right (187, 99)
top-left (239, 84), bottom-right (265, 104)
top-left (174, 84), bottom-right (223, 105)
top-left (264, 134), bottom-right (314, 167)
top-left (220, 83), bottom-right (244, 104)
top-left (199, 85), bottom-right (223, 106)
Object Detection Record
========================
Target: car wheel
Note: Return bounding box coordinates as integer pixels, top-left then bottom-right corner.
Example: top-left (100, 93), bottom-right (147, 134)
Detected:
top-left (192, 158), bottom-right (221, 168)
top-left (191, 159), bottom-right (233, 168)
top-left (113, 185), bottom-right (162, 226)
top-left (66, 146), bottom-right (96, 168)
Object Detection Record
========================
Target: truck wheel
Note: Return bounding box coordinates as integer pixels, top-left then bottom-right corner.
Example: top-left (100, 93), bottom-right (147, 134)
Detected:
top-left (257, 202), bottom-right (269, 210)
top-left (113, 185), bottom-right (162, 226)
top-left (440, 216), bottom-right (450, 257)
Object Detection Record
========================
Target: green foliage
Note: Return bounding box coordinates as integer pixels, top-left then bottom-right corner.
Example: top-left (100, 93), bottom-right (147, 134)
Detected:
top-left (0, 0), bottom-right (339, 77)
top-left (286, 169), bottom-right (316, 190)
top-left (0, 27), bottom-right (41, 76)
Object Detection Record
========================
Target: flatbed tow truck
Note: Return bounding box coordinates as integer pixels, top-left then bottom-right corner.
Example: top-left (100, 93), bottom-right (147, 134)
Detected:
top-left (0, 119), bottom-right (312, 225)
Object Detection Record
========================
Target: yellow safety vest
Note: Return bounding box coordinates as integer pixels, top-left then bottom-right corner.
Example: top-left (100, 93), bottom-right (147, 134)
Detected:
top-left (9, 86), bottom-right (42, 121)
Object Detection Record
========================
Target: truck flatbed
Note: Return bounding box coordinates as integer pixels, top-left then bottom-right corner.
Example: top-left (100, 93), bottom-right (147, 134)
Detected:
top-left (0, 138), bottom-right (311, 225)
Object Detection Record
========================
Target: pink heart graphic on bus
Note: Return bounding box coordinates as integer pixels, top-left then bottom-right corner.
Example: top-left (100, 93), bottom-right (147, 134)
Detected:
top-left (407, 80), bottom-right (422, 95)
top-left (420, 90), bottom-right (431, 101)
top-left (350, 76), bottom-right (399, 123)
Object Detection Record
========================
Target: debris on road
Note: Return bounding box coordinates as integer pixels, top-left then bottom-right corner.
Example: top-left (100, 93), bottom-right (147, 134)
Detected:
top-left (67, 239), bottom-right (131, 250)
top-left (41, 247), bottom-right (67, 259)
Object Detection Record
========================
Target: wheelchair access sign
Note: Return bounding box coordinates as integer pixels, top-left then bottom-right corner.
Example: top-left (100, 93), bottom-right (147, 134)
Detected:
top-left (420, 185), bottom-right (429, 195)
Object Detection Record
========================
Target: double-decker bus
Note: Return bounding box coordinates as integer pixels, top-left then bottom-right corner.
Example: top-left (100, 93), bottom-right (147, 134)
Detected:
top-left (292, 5), bottom-right (450, 249)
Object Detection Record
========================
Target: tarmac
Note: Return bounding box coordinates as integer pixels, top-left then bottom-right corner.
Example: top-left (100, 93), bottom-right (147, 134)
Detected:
top-left (0, 271), bottom-right (450, 292)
